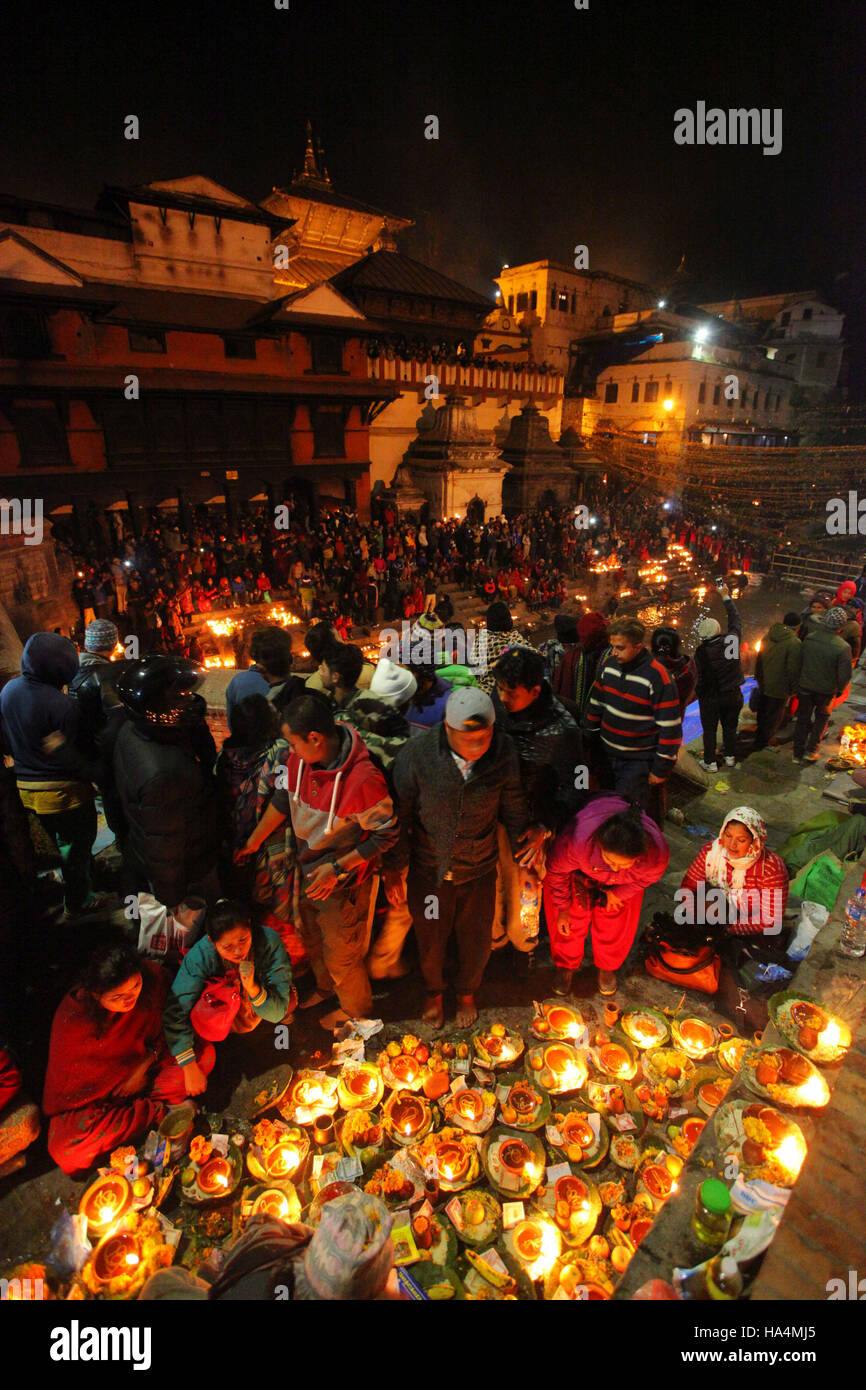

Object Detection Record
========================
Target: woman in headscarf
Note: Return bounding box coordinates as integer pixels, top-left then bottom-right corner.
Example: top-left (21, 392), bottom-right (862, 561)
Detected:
top-left (680, 806), bottom-right (789, 936)
top-left (544, 796), bottom-right (670, 997)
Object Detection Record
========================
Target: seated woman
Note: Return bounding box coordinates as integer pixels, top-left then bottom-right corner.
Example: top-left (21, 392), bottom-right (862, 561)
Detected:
top-left (680, 806), bottom-right (788, 936)
top-left (163, 901), bottom-right (295, 1099)
top-left (0, 1044), bottom-right (40, 1179)
top-left (544, 796), bottom-right (670, 997)
top-left (43, 944), bottom-right (215, 1177)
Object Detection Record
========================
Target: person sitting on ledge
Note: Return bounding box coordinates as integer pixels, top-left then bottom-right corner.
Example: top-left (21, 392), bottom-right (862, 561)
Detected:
top-left (43, 943), bottom-right (215, 1177)
top-left (679, 806), bottom-right (789, 936)
top-left (163, 901), bottom-right (295, 1097)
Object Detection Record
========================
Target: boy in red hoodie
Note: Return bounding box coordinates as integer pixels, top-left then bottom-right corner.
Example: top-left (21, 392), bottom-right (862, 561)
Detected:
top-left (237, 695), bottom-right (398, 1030)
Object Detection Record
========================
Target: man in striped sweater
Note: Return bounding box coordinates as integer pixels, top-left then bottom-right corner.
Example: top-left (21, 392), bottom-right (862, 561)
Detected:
top-left (585, 617), bottom-right (682, 809)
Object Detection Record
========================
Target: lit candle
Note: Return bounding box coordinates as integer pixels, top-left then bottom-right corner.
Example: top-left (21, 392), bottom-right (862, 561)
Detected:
top-left (197, 1157), bottom-right (233, 1195)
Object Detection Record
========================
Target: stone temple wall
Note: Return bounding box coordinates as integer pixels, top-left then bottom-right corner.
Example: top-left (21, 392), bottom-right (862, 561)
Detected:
top-left (0, 527), bottom-right (78, 677)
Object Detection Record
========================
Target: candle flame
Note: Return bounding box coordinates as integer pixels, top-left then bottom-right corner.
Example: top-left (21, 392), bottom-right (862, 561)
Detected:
top-left (526, 1222), bottom-right (561, 1280)
top-left (125, 1252), bottom-right (140, 1268)
top-left (775, 1133), bottom-right (807, 1177)
top-left (819, 1019), bottom-right (846, 1051)
top-left (797, 1073), bottom-right (828, 1106)
top-left (98, 1203), bottom-right (116, 1224)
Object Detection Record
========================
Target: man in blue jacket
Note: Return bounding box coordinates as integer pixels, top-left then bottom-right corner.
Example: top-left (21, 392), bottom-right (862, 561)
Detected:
top-left (0, 632), bottom-right (103, 917)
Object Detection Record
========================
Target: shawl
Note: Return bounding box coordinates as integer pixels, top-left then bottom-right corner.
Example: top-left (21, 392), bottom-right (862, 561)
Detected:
top-left (704, 806), bottom-right (766, 892)
top-left (42, 961), bottom-right (167, 1117)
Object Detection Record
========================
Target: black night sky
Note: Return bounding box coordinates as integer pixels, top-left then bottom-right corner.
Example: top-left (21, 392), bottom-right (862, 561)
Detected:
top-left (3, 0), bottom-right (865, 312)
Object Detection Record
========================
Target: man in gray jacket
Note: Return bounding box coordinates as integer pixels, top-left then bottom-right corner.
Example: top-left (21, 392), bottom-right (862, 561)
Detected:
top-left (793, 607), bottom-right (853, 764)
top-left (383, 688), bottom-right (545, 1029)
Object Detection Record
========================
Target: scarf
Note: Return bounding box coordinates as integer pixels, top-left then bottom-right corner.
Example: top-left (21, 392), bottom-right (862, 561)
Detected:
top-left (704, 805), bottom-right (767, 909)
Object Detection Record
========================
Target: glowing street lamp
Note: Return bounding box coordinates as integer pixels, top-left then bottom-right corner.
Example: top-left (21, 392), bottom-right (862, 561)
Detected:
top-left (663, 398), bottom-right (674, 412)
top-left (694, 327), bottom-right (710, 344)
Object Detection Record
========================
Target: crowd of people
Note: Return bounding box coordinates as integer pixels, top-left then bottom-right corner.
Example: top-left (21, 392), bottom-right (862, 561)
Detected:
top-left (0, 486), bottom-right (861, 1297)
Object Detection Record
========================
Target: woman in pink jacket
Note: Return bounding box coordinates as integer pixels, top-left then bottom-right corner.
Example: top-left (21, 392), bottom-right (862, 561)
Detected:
top-left (543, 795), bottom-right (670, 998)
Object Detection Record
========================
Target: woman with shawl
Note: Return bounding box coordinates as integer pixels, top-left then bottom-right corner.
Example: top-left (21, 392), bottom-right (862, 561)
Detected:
top-left (680, 806), bottom-right (789, 936)
top-left (43, 943), bottom-right (214, 1176)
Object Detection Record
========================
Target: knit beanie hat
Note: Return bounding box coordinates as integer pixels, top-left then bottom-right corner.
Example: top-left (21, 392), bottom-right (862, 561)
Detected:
top-left (445, 685), bottom-right (495, 730)
top-left (370, 658), bottom-right (418, 704)
top-left (577, 612), bottom-right (608, 646)
top-left (84, 618), bottom-right (119, 653)
top-left (296, 1192), bottom-right (393, 1300)
top-left (697, 617), bottom-right (721, 640)
top-left (824, 606), bottom-right (848, 631)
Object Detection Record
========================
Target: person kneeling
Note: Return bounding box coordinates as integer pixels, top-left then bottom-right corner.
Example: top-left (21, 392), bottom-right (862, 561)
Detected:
top-left (163, 901), bottom-right (295, 1096)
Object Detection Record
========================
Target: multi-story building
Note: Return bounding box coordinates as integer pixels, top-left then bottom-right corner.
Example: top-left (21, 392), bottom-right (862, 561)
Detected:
top-left (700, 292), bottom-right (845, 401)
top-left (485, 260), bottom-right (656, 372)
top-left (0, 177), bottom-right (400, 526)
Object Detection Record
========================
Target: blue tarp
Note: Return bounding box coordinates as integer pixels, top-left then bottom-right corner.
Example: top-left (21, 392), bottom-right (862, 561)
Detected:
top-left (682, 677), bottom-right (757, 745)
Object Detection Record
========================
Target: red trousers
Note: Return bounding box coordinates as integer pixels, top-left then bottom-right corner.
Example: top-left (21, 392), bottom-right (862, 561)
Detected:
top-left (546, 895), bottom-right (644, 972)
top-left (47, 1042), bottom-right (215, 1177)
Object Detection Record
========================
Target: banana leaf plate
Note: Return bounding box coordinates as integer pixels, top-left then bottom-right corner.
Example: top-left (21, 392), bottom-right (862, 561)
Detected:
top-left (547, 1104), bottom-right (610, 1169)
top-left (497, 1073), bottom-right (551, 1131)
top-left (769, 990), bottom-right (851, 1065)
top-left (481, 1126), bottom-right (546, 1199)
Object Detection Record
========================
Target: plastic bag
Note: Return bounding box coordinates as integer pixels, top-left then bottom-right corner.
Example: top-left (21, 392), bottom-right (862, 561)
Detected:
top-left (137, 893), bottom-right (206, 961)
top-left (786, 900), bottom-right (829, 962)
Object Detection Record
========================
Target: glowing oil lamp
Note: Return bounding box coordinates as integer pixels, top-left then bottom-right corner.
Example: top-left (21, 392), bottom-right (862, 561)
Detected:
top-left (774, 1133), bottom-right (807, 1181)
top-left (90, 1230), bottom-right (142, 1289)
top-left (265, 1142), bottom-right (301, 1178)
top-left (456, 1090), bottom-right (484, 1122)
top-left (197, 1156), bottom-right (233, 1196)
top-left (79, 1174), bottom-right (132, 1237)
top-left (252, 1189), bottom-right (291, 1221)
top-left (391, 1095), bottom-right (425, 1138)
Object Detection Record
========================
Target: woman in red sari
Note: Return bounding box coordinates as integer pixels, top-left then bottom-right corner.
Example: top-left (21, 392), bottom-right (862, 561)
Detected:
top-left (43, 943), bottom-right (214, 1176)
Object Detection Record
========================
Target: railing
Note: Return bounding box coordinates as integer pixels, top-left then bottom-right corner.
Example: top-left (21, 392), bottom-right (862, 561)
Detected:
top-left (366, 356), bottom-right (563, 398)
top-left (767, 550), bottom-right (856, 590)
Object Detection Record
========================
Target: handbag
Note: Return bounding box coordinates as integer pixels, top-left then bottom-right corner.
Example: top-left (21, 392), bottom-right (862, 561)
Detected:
top-left (190, 972), bottom-right (241, 1041)
top-left (643, 912), bottom-right (722, 995)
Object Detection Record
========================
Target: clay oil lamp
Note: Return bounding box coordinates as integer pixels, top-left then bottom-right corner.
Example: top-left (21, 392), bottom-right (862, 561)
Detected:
top-left (391, 1094), bottom-right (425, 1139)
top-left (513, 1218), bottom-right (561, 1279)
top-left (499, 1136), bottom-right (533, 1191)
top-left (455, 1089), bottom-right (484, 1124)
top-left (291, 1074), bottom-right (339, 1122)
top-left (436, 1140), bottom-right (470, 1183)
top-left (196, 1156), bottom-right (233, 1197)
top-left (717, 1022), bottom-right (734, 1041)
top-left (391, 1054), bottom-right (420, 1086)
top-left (510, 1084), bottom-right (538, 1117)
top-left (640, 1162), bottom-right (674, 1206)
top-left (251, 1189), bottom-right (292, 1221)
top-left (547, 1005), bottom-right (579, 1038)
top-left (561, 1113), bottom-right (594, 1151)
top-left (623, 1014), bottom-right (664, 1050)
top-left (599, 1041), bottom-right (635, 1080)
top-left (343, 1069), bottom-right (380, 1105)
top-left (79, 1173), bottom-right (132, 1238)
top-left (90, 1230), bottom-right (142, 1291)
top-left (543, 1044), bottom-right (585, 1093)
top-left (681, 1117), bottom-right (706, 1153)
top-left (265, 1141), bottom-right (301, 1179)
top-left (676, 1018), bottom-right (716, 1060)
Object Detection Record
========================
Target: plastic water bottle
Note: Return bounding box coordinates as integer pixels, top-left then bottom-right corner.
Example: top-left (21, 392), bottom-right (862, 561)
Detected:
top-left (841, 888), bottom-right (866, 958)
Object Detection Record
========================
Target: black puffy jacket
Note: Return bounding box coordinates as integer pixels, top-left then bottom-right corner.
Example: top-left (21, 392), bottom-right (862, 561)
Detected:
top-left (695, 597), bottom-right (743, 699)
top-left (494, 682), bottom-right (585, 831)
top-left (68, 653), bottom-right (119, 756)
top-left (113, 698), bottom-right (218, 906)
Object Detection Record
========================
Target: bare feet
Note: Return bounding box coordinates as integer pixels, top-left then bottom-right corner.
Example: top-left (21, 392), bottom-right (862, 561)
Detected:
top-left (300, 988), bottom-right (334, 1011)
top-left (319, 1007), bottom-right (350, 1032)
top-left (456, 994), bottom-right (478, 1029)
top-left (422, 993), bottom-right (445, 1029)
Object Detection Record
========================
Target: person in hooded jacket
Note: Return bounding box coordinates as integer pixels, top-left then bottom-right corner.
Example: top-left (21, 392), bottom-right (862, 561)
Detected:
top-left (752, 612), bottom-right (802, 751)
top-left (0, 632), bottom-right (104, 917)
top-left (113, 656), bottom-right (219, 909)
top-left (793, 607), bottom-right (853, 763)
top-left (694, 584), bottom-right (743, 772)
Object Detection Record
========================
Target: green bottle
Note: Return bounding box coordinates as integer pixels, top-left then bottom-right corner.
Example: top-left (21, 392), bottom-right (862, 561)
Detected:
top-left (690, 1178), bottom-right (732, 1251)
